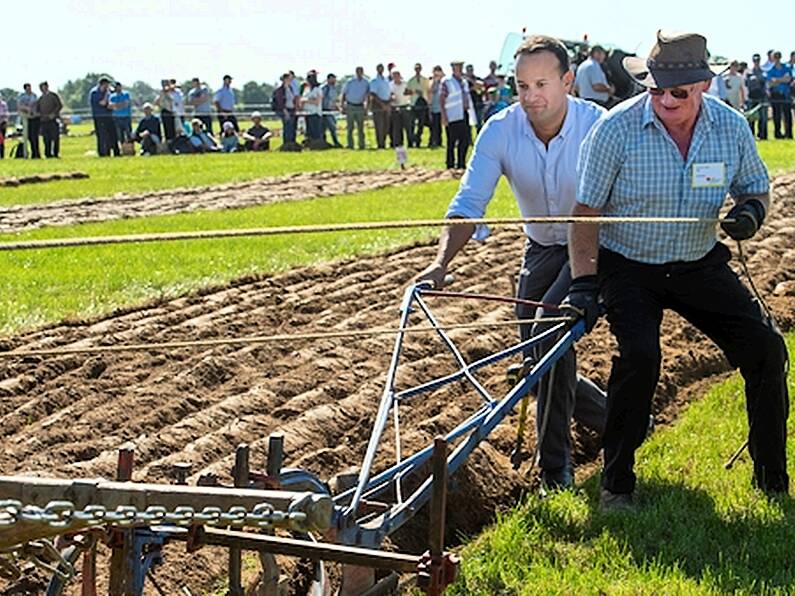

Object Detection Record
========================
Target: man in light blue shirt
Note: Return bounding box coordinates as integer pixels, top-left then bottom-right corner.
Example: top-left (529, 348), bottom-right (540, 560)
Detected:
top-left (188, 78), bottom-right (213, 134)
top-left (109, 82), bottom-right (132, 143)
top-left (569, 30), bottom-right (788, 508)
top-left (369, 63), bottom-right (392, 148)
top-left (213, 74), bottom-right (238, 131)
top-left (573, 46), bottom-right (614, 107)
top-left (342, 66), bottom-right (370, 149)
top-left (417, 35), bottom-right (607, 494)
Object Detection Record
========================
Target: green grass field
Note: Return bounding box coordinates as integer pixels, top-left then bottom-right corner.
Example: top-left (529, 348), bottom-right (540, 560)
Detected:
top-left (449, 333), bottom-right (795, 595)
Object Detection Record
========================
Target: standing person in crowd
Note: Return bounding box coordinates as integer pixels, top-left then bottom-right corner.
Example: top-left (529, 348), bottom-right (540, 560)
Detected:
top-left (762, 50), bottom-right (775, 73)
top-left (170, 79), bottom-right (186, 134)
top-left (18, 83), bottom-right (40, 159)
top-left (188, 78), bottom-right (213, 134)
top-left (766, 51), bottom-right (792, 139)
top-left (89, 77), bottom-right (119, 157)
top-left (724, 60), bottom-right (746, 111)
top-left (389, 70), bottom-right (412, 147)
top-left (416, 35), bottom-right (607, 494)
top-left (155, 79), bottom-right (177, 141)
top-left (273, 73), bottom-right (297, 146)
top-left (370, 63), bottom-right (392, 149)
top-left (133, 102), bottom-right (161, 155)
top-left (483, 60), bottom-right (499, 89)
top-left (707, 65), bottom-right (729, 102)
top-left (303, 71), bottom-right (324, 143)
top-left (569, 30), bottom-right (788, 510)
top-left (429, 66), bottom-right (444, 148)
top-left (465, 64), bottom-right (485, 130)
top-left (573, 45), bottom-right (614, 107)
top-left (321, 73), bottom-right (343, 148)
top-left (440, 60), bottom-right (471, 170)
top-left (342, 66), bottom-right (369, 150)
top-left (746, 53), bottom-right (769, 140)
top-left (242, 111), bottom-right (271, 151)
top-left (406, 63), bottom-right (430, 148)
top-left (37, 81), bottom-right (62, 158)
top-left (289, 71), bottom-right (300, 97)
top-left (214, 74), bottom-right (238, 131)
top-left (109, 82), bottom-right (132, 144)
top-left (0, 93), bottom-right (7, 158)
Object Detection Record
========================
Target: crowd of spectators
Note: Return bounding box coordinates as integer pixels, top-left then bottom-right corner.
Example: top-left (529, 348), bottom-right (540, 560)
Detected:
top-left (0, 47), bottom-right (792, 162)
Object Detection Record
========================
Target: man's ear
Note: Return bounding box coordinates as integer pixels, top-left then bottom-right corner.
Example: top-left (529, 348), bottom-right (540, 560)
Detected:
top-left (562, 69), bottom-right (575, 89)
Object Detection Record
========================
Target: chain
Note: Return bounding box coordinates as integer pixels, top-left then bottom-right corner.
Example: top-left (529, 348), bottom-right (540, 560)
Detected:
top-left (0, 500), bottom-right (307, 533)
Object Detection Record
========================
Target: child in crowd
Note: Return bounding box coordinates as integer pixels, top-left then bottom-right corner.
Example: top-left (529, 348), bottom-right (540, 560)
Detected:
top-left (220, 121), bottom-right (239, 152)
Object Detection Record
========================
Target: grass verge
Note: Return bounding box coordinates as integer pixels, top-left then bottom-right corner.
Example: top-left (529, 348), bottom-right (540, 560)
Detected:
top-left (0, 179), bottom-right (517, 334)
top-left (449, 333), bottom-right (795, 595)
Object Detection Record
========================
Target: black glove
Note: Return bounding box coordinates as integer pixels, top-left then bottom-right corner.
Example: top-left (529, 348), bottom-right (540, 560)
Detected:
top-left (560, 275), bottom-right (601, 333)
top-left (721, 199), bottom-right (766, 241)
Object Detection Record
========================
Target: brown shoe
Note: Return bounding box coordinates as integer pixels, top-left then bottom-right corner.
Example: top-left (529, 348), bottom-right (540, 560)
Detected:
top-left (600, 489), bottom-right (634, 512)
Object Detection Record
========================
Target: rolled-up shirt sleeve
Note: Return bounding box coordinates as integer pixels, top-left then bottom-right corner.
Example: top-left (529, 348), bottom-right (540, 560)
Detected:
top-left (730, 120), bottom-right (770, 198)
top-left (445, 125), bottom-right (504, 240)
top-left (576, 117), bottom-right (624, 210)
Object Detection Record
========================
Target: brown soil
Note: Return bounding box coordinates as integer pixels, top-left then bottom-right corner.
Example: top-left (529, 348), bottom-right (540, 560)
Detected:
top-left (1, 173), bottom-right (794, 594)
top-left (0, 168), bottom-right (457, 233)
top-left (0, 172), bottom-right (89, 188)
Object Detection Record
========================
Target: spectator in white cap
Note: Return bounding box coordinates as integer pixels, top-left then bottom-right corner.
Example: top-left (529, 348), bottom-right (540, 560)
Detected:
top-left (220, 120), bottom-right (239, 152)
top-left (242, 111), bottom-right (272, 151)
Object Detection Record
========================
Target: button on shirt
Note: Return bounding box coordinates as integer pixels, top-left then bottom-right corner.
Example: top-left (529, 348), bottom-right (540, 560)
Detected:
top-left (446, 98), bottom-right (605, 246)
top-left (214, 85), bottom-right (235, 111)
top-left (343, 77), bottom-right (369, 105)
top-left (577, 93), bottom-right (769, 264)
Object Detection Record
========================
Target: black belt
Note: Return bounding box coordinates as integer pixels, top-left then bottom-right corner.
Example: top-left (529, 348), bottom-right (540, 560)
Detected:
top-left (347, 103), bottom-right (363, 106)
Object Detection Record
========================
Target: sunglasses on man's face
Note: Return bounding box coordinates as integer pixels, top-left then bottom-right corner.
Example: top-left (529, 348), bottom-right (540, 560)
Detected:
top-left (648, 87), bottom-right (691, 100)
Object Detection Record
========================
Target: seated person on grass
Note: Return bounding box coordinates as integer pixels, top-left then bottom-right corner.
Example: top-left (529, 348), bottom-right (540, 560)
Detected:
top-left (242, 111), bottom-right (271, 151)
top-left (220, 121), bottom-right (240, 152)
top-left (189, 118), bottom-right (220, 152)
top-left (133, 102), bottom-right (162, 155)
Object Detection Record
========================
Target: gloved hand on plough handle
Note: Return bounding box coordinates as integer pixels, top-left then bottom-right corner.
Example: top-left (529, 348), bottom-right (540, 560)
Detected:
top-left (561, 275), bottom-right (601, 333)
top-left (721, 199), bottom-right (766, 241)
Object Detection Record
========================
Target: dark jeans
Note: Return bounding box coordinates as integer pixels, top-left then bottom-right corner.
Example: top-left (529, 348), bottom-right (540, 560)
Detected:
top-left (599, 244), bottom-right (789, 494)
top-left (770, 94), bottom-right (793, 139)
top-left (411, 98), bottom-right (428, 147)
top-left (372, 102), bottom-right (391, 149)
top-left (445, 114), bottom-right (470, 168)
top-left (94, 116), bottom-right (119, 157)
top-left (113, 117), bottom-right (132, 143)
top-left (196, 114), bottom-right (213, 135)
top-left (218, 113), bottom-right (239, 132)
top-left (26, 117), bottom-right (41, 158)
top-left (516, 241), bottom-right (607, 471)
top-left (161, 109), bottom-right (176, 141)
top-left (281, 109), bottom-right (296, 144)
top-left (40, 119), bottom-right (59, 158)
top-left (323, 114), bottom-right (341, 147)
top-left (390, 106), bottom-right (412, 147)
top-left (747, 98), bottom-right (768, 139)
top-left (429, 112), bottom-right (442, 147)
top-left (306, 114), bottom-right (323, 141)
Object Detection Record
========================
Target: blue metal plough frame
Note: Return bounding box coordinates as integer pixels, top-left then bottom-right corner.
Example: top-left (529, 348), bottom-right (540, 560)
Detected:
top-left (330, 283), bottom-right (585, 547)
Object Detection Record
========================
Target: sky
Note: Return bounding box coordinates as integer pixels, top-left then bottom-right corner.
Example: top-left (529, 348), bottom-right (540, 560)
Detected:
top-left (4, 0), bottom-right (792, 91)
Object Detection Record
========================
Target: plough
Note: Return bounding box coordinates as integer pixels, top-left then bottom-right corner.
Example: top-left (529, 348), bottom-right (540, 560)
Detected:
top-left (0, 282), bottom-right (582, 595)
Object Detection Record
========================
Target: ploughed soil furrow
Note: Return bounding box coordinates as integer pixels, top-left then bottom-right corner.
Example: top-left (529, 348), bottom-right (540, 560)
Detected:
top-left (1, 173), bottom-right (794, 594)
top-left (0, 167), bottom-right (458, 232)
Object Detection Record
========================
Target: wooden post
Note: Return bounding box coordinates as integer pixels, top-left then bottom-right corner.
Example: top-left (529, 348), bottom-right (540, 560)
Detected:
top-left (109, 446), bottom-right (134, 596)
top-left (228, 444), bottom-right (250, 596)
top-left (266, 433), bottom-right (284, 479)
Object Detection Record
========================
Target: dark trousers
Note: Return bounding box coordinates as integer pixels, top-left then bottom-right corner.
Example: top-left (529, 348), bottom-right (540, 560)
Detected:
top-left (0, 121), bottom-right (5, 158)
top-left (40, 119), bottom-right (60, 157)
top-left (196, 114), bottom-right (213, 135)
top-left (516, 241), bottom-right (607, 471)
top-left (599, 244), bottom-right (789, 494)
top-left (306, 114), bottom-right (323, 141)
top-left (770, 95), bottom-right (793, 139)
top-left (411, 98), bottom-right (428, 147)
top-left (281, 110), bottom-right (296, 144)
top-left (113, 117), bottom-right (132, 144)
top-left (94, 116), bottom-right (119, 157)
top-left (390, 106), bottom-right (412, 147)
top-left (445, 114), bottom-right (470, 169)
top-left (747, 98), bottom-right (768, 139)
top-left (27, 117), bottom-right (41, 158)
top-left (429, 112), bottom-right (442, 147)
top-left (161, 109), bottom-right (176, 141)
top-left (218, 113), bottom-right (239, 132)
top-left (372, 102), bottom-right (391, 149)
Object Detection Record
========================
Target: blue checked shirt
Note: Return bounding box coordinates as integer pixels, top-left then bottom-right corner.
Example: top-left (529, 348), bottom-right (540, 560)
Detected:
top-left (577, 93), bottom-right (769, 264)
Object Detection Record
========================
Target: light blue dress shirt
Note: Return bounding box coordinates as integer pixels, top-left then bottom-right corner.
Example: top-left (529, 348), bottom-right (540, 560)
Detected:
top-left (577, 93), bottom-right (770, 264)
top-left (369, 75), bottom-right (391, 101)
top-left (213, 85), bottom-right (235, 111)
top-left (446, 98), bottom-right (605, 246)
top-left (343, 77), bottom-right (370, 104)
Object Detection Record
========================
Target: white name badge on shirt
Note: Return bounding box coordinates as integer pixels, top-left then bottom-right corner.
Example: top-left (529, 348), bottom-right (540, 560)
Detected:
top-left (692, 162), bottom-right (726, 188)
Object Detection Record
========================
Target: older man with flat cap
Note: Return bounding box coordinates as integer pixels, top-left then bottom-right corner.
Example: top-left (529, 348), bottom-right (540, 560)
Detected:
top-left (567, 30), bottom-right (789, 509)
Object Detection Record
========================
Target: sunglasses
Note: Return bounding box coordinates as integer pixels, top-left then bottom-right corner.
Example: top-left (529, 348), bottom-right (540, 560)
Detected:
top-left (648, 87), bottom-right (691, 100)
